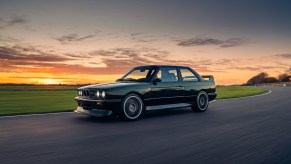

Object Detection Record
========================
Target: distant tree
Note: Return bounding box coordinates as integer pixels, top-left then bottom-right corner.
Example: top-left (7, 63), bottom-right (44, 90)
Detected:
top-left (246, 68), bottom-right (291, 84)
top-left (277, 68), bottom-right (291, 82)
top-left (261, 77), bottom-right (280, 83)
top-left (246, 72), bottom-right (268, 84)
top-left (278, 73), bottom-right (291, 82)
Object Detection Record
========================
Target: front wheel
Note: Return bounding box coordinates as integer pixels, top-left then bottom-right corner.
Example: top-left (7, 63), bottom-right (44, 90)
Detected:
top-left (120, 94), bottom-right (144, 120)
top-left (191, 91), bottom-right (209, 112)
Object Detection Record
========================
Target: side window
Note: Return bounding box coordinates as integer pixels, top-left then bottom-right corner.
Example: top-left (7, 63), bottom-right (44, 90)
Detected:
top-left (180, 68), bottom-right (199, 82)
top-left (156, 67), bottom-right (178, 82)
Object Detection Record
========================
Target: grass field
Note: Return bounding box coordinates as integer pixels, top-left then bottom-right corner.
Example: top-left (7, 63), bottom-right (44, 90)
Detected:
top-left (0, 85), bottom-right (268, 116)
top-left (0, 86), bottom-right (78, 116)
top-left (216, 86), bottom-right (268, 99)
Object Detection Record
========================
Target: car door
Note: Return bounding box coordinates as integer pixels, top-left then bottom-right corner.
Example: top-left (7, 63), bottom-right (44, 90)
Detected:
top-left (150, 67), bottom-right (184, 106)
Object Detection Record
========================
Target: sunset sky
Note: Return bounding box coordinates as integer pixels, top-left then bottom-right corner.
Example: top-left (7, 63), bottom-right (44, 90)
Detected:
top-left (1, 0), bottom-right (291, 85)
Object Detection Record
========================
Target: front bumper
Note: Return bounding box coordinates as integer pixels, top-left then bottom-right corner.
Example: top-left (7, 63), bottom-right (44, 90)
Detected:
top-left (74, 106), bottom-right (112, 117)
top-left (74, 97), bottom-right (121, 116)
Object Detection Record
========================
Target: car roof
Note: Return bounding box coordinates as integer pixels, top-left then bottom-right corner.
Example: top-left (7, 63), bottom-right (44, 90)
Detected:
top-left (137, 65), bottom-right (190, 68)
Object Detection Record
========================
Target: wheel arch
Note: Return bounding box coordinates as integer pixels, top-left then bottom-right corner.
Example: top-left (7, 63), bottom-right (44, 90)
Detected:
top-left (200, 89), bottom-right (208, 93)
top-left (122, 91), bottom-right (145, 105)
top-left (122, 91), bottom-right (144, 101)
top-left (199, 89), bottom-right (209, 98)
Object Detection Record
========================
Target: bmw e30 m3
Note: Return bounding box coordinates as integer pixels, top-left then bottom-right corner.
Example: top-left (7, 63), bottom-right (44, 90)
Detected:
top-left (75, 65), bottom-right (216, 120)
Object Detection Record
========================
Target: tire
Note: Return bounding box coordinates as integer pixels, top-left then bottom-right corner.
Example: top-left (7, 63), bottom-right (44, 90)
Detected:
top-left (191, 91), bottom-right (209, 112)
top-left (120, 94), bottom-right (144, 120)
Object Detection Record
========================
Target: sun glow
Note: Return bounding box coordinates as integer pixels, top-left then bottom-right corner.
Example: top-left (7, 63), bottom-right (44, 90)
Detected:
top-left (42, 79), bottom-right (60, 85)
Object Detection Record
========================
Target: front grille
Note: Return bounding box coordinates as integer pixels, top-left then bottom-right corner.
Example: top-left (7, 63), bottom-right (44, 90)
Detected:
top-left (79, 89), bottom-right (95, 97)
top-left (82, 90), bottom-right (90, 97)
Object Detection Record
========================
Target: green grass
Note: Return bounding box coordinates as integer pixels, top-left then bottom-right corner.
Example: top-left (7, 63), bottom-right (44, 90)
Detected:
top-left (0, 86), bottom-right (79, 116)
top-left (216, 86), bottom-right (268, 99)
top-left (0, 85), bottom-right (268, 116)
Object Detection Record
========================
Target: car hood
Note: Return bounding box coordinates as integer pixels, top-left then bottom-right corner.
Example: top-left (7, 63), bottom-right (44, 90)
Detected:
top-left (78, 82), bottom-right (148, 90)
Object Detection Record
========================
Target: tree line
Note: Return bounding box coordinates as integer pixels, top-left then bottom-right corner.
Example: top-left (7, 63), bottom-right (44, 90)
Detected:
top-left (246, 68), bottom-right (291, 85)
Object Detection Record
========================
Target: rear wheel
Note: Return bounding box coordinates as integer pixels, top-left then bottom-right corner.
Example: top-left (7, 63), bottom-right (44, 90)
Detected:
top-left (120, 94), bottom-right (144, 120)
top-left (191, 91), bottom-right (209, 112)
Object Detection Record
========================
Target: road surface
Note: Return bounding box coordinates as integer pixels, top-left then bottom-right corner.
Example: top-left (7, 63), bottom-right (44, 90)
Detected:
top-left (1, 86), bottom-right (291, 164)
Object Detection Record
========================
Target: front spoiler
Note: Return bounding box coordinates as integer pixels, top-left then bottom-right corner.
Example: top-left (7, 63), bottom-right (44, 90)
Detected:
top-left (74, 106), bottom-right (112, 117)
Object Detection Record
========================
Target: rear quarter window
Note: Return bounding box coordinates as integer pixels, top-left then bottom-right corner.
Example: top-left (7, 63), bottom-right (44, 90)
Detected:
top-left (180, 68), bottom-right (199, 82)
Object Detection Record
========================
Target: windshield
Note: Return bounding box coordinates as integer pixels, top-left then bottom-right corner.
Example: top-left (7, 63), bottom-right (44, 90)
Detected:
top-left (118, 67), bottom-right (155, 82)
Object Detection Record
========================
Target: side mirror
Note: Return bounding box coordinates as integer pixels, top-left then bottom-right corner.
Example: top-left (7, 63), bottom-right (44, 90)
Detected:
top-left (153, 78), bottom-right (161, 84)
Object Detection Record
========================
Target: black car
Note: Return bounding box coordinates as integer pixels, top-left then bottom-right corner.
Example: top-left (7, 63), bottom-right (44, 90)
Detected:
top-left (75, 65), bottom-right (216, 120)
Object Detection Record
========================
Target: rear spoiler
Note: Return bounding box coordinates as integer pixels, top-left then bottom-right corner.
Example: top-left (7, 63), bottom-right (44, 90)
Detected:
top-left (202, 75), bottom-right (214, 82)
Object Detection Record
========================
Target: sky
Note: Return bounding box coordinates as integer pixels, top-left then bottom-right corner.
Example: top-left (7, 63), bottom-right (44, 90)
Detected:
top-left (0, 0), bottom-right (291, 85)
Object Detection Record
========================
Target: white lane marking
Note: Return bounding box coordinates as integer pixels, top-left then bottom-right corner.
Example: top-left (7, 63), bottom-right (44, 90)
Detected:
top-left (211, 89), bottom-right (272, 103)
top-left (0, 111), bottom-right (73, 119)
top-left (209, 100), bottom-right (217, 103)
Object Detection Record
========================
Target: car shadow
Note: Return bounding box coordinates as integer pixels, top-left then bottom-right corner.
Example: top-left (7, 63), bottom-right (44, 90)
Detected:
top-left (73, 115), bottom-right (121, 123)
top-left (142, 107), bottom-right (194, 119)
top-left (73, 107), bottom-right (198, 123)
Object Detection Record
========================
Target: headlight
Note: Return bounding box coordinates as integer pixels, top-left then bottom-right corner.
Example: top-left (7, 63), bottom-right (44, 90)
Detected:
top-left (78, 90), bottom-right (82, 96)
top-left (101, 91), bottom-right (106, 98)
top-left (96, 90), bottom-right (100, 97)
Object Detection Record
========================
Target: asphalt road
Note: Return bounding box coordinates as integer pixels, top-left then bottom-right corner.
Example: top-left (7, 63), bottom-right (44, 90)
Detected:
top-left (1, 86), bottom-right (291, 164)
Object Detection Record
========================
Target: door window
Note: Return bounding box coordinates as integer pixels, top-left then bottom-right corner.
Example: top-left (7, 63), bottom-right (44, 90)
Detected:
top-left (180, 68), bottom-right (199, 82)
top-left (156, 67), bottom-right (178, 82)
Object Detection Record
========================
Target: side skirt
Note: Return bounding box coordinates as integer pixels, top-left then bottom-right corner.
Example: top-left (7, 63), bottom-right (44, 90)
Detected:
top-left (146, 103), bottom-right (192, 111)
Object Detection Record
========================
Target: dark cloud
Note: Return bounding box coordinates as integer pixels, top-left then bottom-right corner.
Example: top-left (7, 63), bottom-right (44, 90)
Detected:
top-left (64, 53), bottom-right (91, 59)
top-left (53, 33), bottom-right (96, 44)
top-left (276, 54), bottom-right (291, 59)
top-left (93, 47), bottom-right (168, 59)
top-left (0, 43), bottom-right (233, 75)
top-left (92, 48), bottom-right (139, 58)
top-left (130, 33), bottom-right (142, 37)
top-left (91, 47), bottom-right (216, 72)
top-left (0, 45), bottom-right (72, 62)
top-left (130, 33), bottom-right (167, 43)
top-left (228, 65), bottom-right (285, 71)
top-left (0, 16), bottom-right (29, 29)
top-left (0, 35), bottom-right (20, 43)
top-left (229, 66), bottom-right (260, 71)
top-left (143, 53), bottom-right (168, 59)
top-left (92, 48), bottom-right (155, 67)
top-left (8, 16), bottom-right (28, 26)
top-left (176, 37), bottom-right (247, 48)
